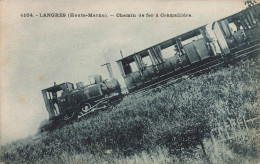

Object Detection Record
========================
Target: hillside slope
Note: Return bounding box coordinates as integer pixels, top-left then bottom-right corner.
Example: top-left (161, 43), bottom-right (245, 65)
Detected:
top-left (1, 54), bottom-right (260, 164)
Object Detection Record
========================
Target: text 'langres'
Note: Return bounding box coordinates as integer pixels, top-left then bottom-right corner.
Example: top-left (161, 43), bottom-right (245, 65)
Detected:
top-left (39, 13), bottom-right (66, 17)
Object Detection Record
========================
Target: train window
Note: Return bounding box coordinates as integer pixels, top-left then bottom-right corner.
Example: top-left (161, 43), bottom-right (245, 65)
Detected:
top-left (123, 64), bottom-right (132, 75)
top-left (49, 92), bottom-right (53, 99)
top-left (229, 23), bottom-right (237, 35)
top-left (161, 45), bottom-right (176, 59)
top-left (130, 62), bottom-right (139, 72)
top-left (57, 91), bottom-right (63, 97)
top-left (46, 92), bottom-right (50, 99)
top-left (142, 56), bottom-right (153, 66)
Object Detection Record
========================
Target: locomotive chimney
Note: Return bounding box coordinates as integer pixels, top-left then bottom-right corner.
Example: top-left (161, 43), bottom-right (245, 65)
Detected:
top-left (106, 63), bottom-right (114, 79)
top-left (102, 63), bottom-right (114, 80)
top-left (54, 82), bottom-right (57, 86)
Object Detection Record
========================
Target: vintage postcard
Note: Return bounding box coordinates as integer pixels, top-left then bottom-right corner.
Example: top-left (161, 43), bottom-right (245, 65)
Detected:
top-left (0, 0), bottom-right (259, 163)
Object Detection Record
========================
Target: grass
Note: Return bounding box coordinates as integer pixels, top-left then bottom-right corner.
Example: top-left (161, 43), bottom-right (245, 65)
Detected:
top-left (1, 54), bottom-right (260, 164)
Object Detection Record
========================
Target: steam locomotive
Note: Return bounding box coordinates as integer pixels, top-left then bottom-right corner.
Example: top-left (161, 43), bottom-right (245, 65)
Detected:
top-left (42, 4), bottom-right (260, 124)
top-left (42, 63), bottom-right (122, 122)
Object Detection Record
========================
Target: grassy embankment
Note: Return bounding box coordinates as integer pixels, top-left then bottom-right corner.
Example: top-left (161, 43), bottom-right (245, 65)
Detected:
top-left (1, 55), bottom-right (260, 164)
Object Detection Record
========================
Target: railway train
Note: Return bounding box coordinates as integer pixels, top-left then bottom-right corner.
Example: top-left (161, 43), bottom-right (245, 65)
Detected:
top-left (42, 4), bottom-right (260, 124)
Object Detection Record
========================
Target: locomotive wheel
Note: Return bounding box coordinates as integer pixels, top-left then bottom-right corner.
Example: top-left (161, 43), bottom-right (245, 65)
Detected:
top-left (81, 103), bottom-right (92, 113)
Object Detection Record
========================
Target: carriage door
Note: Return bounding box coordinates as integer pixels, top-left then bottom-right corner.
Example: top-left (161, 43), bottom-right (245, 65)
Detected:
top-left (212, 21), bottom-right (230, 55)
top-left (183, 42), bottom-right (200, 64)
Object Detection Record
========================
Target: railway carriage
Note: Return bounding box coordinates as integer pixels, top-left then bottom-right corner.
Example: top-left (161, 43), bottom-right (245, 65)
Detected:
top-left (116, 4), bottom-right (260, 93)
top-left (116, 24), bottom-right (226, 93)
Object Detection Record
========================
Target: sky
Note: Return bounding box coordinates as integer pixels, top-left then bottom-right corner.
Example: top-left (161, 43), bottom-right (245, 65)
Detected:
top-left (0, 0), bottom-right (247, 144)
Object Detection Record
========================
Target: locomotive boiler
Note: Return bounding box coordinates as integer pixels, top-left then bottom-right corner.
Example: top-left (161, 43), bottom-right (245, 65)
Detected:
top-left (42, 63), bottom-right (122, 121)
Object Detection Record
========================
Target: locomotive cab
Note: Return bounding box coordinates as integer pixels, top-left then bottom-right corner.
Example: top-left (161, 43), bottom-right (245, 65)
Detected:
top-left (42, 82), bottom-right (74, 119)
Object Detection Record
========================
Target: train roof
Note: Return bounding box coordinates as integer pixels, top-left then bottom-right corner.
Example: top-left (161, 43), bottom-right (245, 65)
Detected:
top-left (116, 4), bottom-right (258, 64)
top-left (116, 25), bottom-right (205, 63)
top-left (42, 82), bottom-right (74, 92)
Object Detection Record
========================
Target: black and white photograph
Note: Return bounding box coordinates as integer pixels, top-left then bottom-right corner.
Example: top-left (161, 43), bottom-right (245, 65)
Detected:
top-left (0, 0), bottom-right (260, 163)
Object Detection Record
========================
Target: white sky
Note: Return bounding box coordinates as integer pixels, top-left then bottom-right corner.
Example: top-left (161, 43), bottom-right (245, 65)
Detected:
top-left (0, 0), bottom-right (247, 144)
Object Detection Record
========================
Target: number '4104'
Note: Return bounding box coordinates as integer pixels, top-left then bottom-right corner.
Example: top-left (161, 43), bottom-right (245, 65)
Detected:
top-left (20, 13), bottom-right (34, 17)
